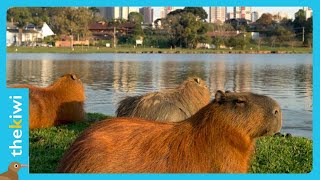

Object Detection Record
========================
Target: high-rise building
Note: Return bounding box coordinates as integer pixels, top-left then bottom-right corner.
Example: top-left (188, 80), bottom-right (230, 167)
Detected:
top-left (98, 7), bottom-right (138, 20)
top-left (226, 12), bottom-right (234, 20)
top-left (233, 7), bottom-right (252, 20)
top-left (251, 11), bottom-right (259, 22)
top-left (160, 7), bottom-right (175, 18)
top-left (303, 7), bottom-right (313, 20)
top-left (273, 12), bottom-right (288, 22)
top-left (139, 7), bottom-right (154, 24)
top-left (209, 7), bottom-right (227, 23)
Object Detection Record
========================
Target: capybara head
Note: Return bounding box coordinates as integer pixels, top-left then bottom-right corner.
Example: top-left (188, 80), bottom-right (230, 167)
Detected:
top-left (182, 76), bottom-right (209, 93)
top-left (54, 73), bottom-right (83, 87)
top-left (212, 90), bottom-right (282, 138)
top-left (177, 76), bottom-right (211, 110)
top-left (51, 74), bottom-right (84, 94)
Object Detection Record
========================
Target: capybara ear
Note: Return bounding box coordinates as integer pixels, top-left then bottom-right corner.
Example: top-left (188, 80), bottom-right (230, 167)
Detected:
top-left (215, 90), bottom-right (225, 103)
top-left (194, 77), bottom-right (200, 83)
top-left (71, 74), bottom-right (77, 80)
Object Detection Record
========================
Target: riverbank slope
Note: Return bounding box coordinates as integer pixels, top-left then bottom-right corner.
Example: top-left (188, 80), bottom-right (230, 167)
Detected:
top-left (7, 46), bottom-right (312, 54)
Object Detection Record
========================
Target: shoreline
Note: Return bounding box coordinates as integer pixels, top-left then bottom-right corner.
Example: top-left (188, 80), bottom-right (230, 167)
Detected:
top-left (7, 47), bottom-right (312, 54)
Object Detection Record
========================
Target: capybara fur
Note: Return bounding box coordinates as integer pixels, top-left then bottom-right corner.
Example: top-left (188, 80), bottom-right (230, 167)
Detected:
top-left (116, 77), bottom-right (211, 122)
top-left (57, 91), bottom-right (282, 173)
top-left (10, 74), bottom-right (85, 129)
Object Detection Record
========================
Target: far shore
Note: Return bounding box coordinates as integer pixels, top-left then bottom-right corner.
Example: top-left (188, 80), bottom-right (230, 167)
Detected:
top-left (7, 46), bottom-right (312, 54)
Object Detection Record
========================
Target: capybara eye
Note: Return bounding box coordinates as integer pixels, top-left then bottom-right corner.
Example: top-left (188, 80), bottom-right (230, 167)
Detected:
top-left (236, 100), bottom-right (245, 104)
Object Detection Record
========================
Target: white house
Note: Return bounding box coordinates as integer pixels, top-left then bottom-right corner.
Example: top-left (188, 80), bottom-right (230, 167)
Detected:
top-left (6, 22), bottom-right (55, 46)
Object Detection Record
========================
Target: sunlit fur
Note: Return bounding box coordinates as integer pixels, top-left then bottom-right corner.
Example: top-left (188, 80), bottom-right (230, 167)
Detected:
top-left (10, 74), bottom-right (85, 129)
top-left (116, 77), bottom-right (211, 122)
top-left (57, 91), bottom-right (282, 173)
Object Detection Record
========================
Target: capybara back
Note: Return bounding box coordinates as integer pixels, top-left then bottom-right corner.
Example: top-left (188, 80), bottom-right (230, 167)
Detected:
top-left (116, 77), bottom-right (211, 122)
top-left (58, 91), bottom-right (282, 173)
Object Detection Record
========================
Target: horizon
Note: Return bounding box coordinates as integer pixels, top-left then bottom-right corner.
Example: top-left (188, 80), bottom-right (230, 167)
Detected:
top-left (152, 7), bottom-right (303, 20)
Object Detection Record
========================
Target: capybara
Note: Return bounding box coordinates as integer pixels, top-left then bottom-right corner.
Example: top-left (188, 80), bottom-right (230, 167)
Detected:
top-left (57, 91), bottom-right (282, 173)
top-left (116, 77), bottom-right (211, 122)
top-left (10, 74), bottom-right (85, 129)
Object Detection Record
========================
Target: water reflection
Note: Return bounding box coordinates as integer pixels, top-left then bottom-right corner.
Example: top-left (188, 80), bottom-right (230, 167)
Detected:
top-left (6, 53), bottom-right (312, 138)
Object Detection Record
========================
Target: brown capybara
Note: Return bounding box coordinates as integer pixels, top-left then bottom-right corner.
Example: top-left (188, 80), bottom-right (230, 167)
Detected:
top-left (116, 77), bottom-right (211, 122)
top-left (57, 91), bottom-right (282, 173)
top-left (10, 74), bottom-right (85, 129)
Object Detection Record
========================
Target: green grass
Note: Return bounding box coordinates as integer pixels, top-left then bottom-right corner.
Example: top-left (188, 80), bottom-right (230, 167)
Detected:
top-left (250, 135), bottom-right (312, 173)
top-left (7, 46), bottom-right (312, 54)
top-left (29, 113), bottom-right (112, 173)
top-left (29, 113), bottom-right (312, 173)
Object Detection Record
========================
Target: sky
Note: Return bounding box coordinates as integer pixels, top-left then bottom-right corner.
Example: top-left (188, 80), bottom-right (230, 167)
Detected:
top-left (152, 7), bottom-right (303, 20)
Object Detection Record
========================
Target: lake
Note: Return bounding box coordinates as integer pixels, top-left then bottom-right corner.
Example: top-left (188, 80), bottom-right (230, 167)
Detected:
top-left (6, 53), bottom-right (312, 139)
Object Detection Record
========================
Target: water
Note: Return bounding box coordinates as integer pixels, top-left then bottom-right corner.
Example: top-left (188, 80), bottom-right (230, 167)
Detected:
top-left (6, 53), bottom-right (312, 139)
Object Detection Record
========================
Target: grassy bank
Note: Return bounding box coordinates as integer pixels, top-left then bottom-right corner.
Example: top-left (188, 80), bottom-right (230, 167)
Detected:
top-left (7, 46), bottom-right (312, 54)
top-left (29, 113), bottom-right (312, 173)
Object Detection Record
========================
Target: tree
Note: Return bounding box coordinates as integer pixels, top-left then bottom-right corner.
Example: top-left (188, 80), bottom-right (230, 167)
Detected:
top-left (127, 12), bottom-right (144, 41)
top-left (183, 7), bottom-right (208, 20)
top-left (50, 8), bottom-right (92, 40)
top-left (225, 18), bottom-right (249, 31)
top-left (7, 8), bottom-right (32, 45)
top-left (128, 12), bottom-right (144, 24)
top-left (212, 37), bottom-right (224, 49)
top-left (89, 7), bottom-right (100, 18)
top-left (304, 17), bottom-right (313, 47)
top-left (256, 13), bottom-right (274, 27)
top-left (280, 18), bottom-right (293, 29)
top-left (209, 23), bottom-right (235, 32)
top-left (225, 34), bottom-right (250, 50)
top-left (274, 25), bottom-right (295, 46)
top-left (293, 9), bottom-right (307, 42)
top-left (165, 12), bottom-right (209, 48)
top-left (168, 7), bottom-right (208, 21)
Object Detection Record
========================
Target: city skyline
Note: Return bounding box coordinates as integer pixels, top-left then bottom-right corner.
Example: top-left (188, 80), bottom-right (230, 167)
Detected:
top-left (98, 7), bottom-right (305, 22)
top-left (153, 7), bottom-right (302, 20)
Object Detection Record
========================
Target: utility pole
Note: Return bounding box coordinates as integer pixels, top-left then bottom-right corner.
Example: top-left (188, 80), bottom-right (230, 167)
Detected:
top-left (113, 26), bottom-right (116, 48)
top-left (302, 27), bottom-right (305, 43)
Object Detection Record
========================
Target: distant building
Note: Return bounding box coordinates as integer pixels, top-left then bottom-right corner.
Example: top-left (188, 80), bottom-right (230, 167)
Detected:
top-left (160, 7), bottom-right (175, 18)
top-left (6, 22), bottom-right (55, 46)
top-left (233, 7), bottom-right (252, 20)
top-left (98, 7), bottom-right (138, 20)
top-left (251, 11), bottom-right (259, 22)
top-left (303, 7), bottom-right (313, 20)
top-left (273, 12), bottom-right (288, 22)
top-left (88, 21), bottom-right (136, 40)
top-left (139, 7), bottom-right (154, 24)
top-left (209, 7), bottom-right (227, 23)
top-left (226, 12), bottom-right (234, 20)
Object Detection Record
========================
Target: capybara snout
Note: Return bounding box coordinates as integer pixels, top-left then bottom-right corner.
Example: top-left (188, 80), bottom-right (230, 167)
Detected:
top-left (214, 90), bottom-right (282, 138)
